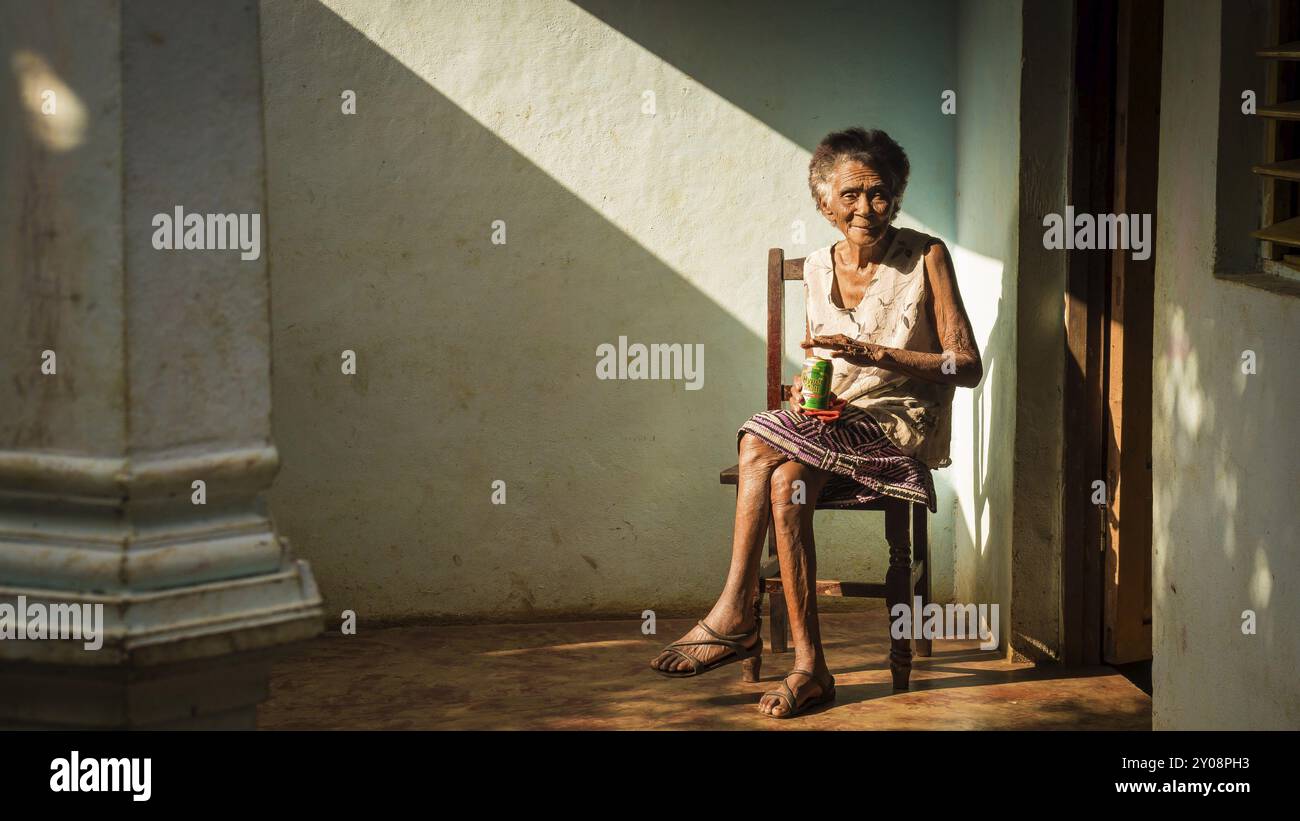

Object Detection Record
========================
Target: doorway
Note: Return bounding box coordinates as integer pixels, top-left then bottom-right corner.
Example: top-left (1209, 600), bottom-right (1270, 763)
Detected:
top-left (1062, 0), bottom-right (1161, 670)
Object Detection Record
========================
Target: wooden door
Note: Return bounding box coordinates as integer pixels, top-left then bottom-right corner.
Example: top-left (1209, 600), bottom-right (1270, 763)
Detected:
top-left (1064, 0), bottom-right (1158, 667)
top-left (1102, 0), bottom-right (1161, 665)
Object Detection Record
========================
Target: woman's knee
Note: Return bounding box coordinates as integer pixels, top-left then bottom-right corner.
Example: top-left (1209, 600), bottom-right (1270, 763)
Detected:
top-left (769, 461), bottom-right (815, 523)
top-left (738, 432), bottom-right (783, 470)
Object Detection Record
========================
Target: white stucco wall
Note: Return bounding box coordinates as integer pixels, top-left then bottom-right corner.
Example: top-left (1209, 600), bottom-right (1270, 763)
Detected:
top-left (949, 0), bottom-right (1020, 653)
top-left (257, 0), bottom-right (1028, 623)
top-left (2, 2), bottom-right (125, 457)
top-left (1153, 4), bottom-right (1300, 728)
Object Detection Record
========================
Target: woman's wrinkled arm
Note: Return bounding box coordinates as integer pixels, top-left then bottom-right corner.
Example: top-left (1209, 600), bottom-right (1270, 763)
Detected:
top-left (804, 240), bottom-right (983, 388)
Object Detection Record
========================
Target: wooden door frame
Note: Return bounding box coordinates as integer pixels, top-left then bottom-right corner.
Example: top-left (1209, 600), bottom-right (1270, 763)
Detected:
top-left (1103, 0), bottom-right (1161, 665)
top-left (1062, 0), bottom-right (1117, 668)
top-left (1062, 0), bottom-right (1160, 667)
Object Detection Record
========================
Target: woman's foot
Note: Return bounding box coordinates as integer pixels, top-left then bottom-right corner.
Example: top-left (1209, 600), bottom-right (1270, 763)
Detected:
top-left (758, 667), bottom-right (834, 717)
top-left (650, 607), bottom-right (758, 674)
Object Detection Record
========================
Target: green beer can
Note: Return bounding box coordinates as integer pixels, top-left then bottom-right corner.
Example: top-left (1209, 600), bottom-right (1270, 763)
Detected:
top-left (800, 357), bottom-right (833, 409)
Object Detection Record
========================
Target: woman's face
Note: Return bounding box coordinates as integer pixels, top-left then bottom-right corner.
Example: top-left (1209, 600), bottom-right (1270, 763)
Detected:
top-left (821, 159), bottom-right (895, 247)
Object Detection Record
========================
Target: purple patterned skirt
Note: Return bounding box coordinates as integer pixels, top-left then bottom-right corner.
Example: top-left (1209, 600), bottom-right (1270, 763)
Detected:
top-left (738, 406), bottom-right (936, 512)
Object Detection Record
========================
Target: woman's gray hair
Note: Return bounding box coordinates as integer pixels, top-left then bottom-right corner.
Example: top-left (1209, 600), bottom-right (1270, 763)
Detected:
top-left (808, 127), bottom-right (910, 218)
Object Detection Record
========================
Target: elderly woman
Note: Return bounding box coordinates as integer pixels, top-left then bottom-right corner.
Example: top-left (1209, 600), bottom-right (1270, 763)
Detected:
top-left (649, 127), bottom-right (982, 718)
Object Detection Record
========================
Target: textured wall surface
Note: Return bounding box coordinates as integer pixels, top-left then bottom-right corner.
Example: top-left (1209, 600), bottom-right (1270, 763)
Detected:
top-left (950, 0), bottom-right (1021, 654)
top-left (258, 0), bottom-right (1011, 622)
top-left (1, 0), bottom-right (273, 460)
top-left (1153, 3), bottom-right (1300, 728)
top-left (1, 1), bottom-right (125, 456)
top-left (0, 1), bottom-right (323, 727)
top-left (122, 0), bottom-right (274, 456)
top-left (1009, 0), bottom-right (1073, 663)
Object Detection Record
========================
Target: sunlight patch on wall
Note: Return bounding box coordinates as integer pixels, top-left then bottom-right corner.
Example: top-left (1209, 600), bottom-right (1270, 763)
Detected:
top-left (1160, 308), bottom-right (1209, 441)
top-left (1249, 545), bottom-right (1272, 608)
top-left (11, 50), bottom-right (87, 152)
top-left (1214, 458), bottom-right (1239, 559)
top-left (322, 0), bottom-right (947, 337)
top-left (946, 244), bottom-right (1005, 559)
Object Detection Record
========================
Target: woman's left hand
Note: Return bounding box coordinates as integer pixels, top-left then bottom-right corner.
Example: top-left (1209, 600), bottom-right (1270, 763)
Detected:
top-left (802, 334), bottom-right (884, 367)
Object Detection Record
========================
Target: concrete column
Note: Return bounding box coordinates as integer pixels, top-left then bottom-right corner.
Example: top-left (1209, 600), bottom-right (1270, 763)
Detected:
top-left (1009, 0), bottom-right (1072, 665)
top-left (0, 0), bottom-right (322, 728)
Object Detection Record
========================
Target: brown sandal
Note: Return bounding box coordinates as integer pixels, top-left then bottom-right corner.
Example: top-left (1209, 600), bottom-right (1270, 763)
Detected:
top-left (652, 619), bottom-right (762, 678)
top-left (762, 669), bottom-right (836, 718)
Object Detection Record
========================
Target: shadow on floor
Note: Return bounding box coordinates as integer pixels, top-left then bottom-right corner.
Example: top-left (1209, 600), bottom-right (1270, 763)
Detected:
top-left (1110, 659), bottom-right (1154, 698)
top-left (259, 609), bottom-right (1152, 730)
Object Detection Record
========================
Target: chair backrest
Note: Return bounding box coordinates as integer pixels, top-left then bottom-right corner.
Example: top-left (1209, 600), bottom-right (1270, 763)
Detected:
top-left (765, 249), bottom-right (806, 411)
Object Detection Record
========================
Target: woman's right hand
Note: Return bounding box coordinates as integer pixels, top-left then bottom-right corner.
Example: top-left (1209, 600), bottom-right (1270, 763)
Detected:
top-left (788, 373), bottom-right (806, 413)
top-left (789, 373), bottom-right (844, 420)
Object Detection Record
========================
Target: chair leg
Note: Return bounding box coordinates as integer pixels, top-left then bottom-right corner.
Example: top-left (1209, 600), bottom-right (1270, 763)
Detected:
top-left (912, 502), bottom-right (932, 658)
top-left (743, 556), bottom-right (764, 683)
top-left (884, 502), bottom-right (913, 690)
top-left (743, 600), bottom-right (759, 680)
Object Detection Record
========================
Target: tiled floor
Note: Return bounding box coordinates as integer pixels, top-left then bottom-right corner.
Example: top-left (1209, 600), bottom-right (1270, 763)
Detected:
top-left (258, 609), bottom-right (1152, 730)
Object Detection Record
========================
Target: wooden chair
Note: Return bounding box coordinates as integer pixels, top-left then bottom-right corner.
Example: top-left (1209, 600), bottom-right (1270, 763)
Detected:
top-left (721, 248), bottom-right (933, 692)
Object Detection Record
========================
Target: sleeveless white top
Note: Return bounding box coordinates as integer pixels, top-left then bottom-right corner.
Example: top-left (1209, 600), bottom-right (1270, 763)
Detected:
top-left (803, 227), bottom-right (955, 469)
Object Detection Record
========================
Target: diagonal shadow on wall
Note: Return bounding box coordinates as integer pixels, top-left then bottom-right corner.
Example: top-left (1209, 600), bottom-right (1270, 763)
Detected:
top-left (571, 0), bottom-right (959, 239)
top-left (571, 0), bottom-right (1020, 633)
top-left (262, 0), bottom-right (985, 625)
top-left (263, 0), bottom-right (793, 621)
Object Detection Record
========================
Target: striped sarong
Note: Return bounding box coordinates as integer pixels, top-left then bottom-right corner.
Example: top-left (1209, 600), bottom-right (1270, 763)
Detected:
top-left (738, 406), bottom-right (936, 512)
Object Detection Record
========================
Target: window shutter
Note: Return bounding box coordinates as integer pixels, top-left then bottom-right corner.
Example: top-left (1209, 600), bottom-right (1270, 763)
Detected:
top-left (1252, 1), bottom-right (1300, 268)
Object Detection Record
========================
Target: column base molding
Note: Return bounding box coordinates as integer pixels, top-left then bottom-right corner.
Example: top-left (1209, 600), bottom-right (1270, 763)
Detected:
top-left (0, 646), bottom-right (281, 729)
top-left (0, 556), bottom-right (322, 667)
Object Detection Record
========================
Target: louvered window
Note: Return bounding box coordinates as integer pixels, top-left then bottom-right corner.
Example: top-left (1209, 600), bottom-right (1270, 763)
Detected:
top-left (1252, 2), bottom-right (1300, 283)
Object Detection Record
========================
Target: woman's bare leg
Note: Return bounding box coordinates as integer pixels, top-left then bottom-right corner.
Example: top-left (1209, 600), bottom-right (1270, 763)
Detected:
top-left (651, 433), bottom-right (787, 673)
top-left (759, 460), bottom-right (834, 715)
